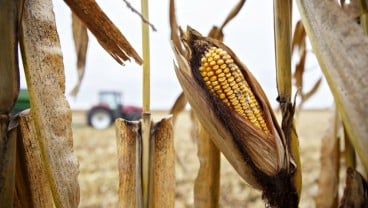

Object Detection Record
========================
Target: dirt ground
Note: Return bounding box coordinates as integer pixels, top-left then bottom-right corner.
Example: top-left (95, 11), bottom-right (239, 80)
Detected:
top-left (72, 109), bottom-right (339, 207)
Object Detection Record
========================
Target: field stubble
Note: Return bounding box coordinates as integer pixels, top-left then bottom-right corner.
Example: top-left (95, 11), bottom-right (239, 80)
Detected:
top-left (72, 109), bottom-right (337, 207)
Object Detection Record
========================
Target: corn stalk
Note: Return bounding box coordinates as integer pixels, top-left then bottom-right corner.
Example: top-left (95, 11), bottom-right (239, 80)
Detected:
top-left (19, 0), bottom-right (80, 206)
top-left (296, 0), bottom-right (368, 173)
top-left (14, 111), bottom-right (54, 207)
top-left (273, 0), bottom-right (302, 204)
top-left (0, 0), bottom-right (20, 206)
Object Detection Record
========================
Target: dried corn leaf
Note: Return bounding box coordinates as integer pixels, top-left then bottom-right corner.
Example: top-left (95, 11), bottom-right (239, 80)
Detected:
top-left (69, 13), bottom-right (88, 97)
top-left (291, 20), bottom-right (307, 92)
top-left (218, 0), bottom-right (246, 32)
top-left (296, 0), bottom-right (368, 172)
top-left (291, 20), bottom-right (306, 55)
top-left (340, 167), bottom-right (368, 208)
top-left (19, 0), bottom-right (79, 207)
top-left (293, 48), bottom-right (306, 91)
top-left (301, 77), bottom-right (322, 104)
top-left (169, 92), bottom-right (187, 124)
top-left (169, 0), bottom-right (184, 55)
top-left (64, 0), bottom-right (142, 65)
top-left (207, 0), bottom-right (246, 41)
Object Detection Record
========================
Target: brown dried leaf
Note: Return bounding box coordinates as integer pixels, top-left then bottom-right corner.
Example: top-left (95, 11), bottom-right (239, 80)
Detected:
top-left (207, 0), bottom-right (246, 42)
top-left (64, 0), bottom-right (142, 65)
top-left (218, 0), bottom-right (246, 31)
top-left (340, 168), bottom-right (368, 208)
top-left (169, 92), bottom-right (187, 124)
top-left (293, 48), bottom-right (306, 90)
top-left (291, 20), bottom-right (306, 55)
top-left (69, 13), bottom-right (88, 97)
top-left (301, 77), bottom-right (322, 103)
top-left (169, 0), bottom-right (184, 55)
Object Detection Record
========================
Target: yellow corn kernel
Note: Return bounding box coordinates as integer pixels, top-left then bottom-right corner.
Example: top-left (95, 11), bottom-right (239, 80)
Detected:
top-left (199, 46), bottom-right (270, 135)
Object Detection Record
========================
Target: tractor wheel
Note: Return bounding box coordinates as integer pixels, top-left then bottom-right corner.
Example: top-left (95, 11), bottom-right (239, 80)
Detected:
top-left (87, 108), bottom-right (113, 129)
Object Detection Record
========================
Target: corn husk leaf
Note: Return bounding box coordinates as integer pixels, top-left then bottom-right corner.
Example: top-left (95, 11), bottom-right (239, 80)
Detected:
top-left (69, 13), bottom-right (89, 97)
top-left (296, 0), bottom-right (368, 173)
top-left (19, 0), bottom-right (79, 206)
top-left (64, 0), bottom-right (142, 65)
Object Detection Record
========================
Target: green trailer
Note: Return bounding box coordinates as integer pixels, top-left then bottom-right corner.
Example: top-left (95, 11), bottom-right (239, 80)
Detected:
top-left (11, 89), bottom-right (31, 114)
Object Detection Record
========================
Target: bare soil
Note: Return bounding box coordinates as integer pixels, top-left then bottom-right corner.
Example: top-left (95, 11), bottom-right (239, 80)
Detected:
top-left (72, 109), bottom-right (337, 207)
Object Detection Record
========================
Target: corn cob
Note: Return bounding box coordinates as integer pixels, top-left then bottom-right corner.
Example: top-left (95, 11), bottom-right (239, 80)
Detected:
top-left (198, 46), bottom-right (270, 135)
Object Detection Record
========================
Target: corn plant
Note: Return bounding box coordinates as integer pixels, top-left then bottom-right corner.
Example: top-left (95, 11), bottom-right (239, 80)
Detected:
top-left (0, 0), bottom-right (142, 207)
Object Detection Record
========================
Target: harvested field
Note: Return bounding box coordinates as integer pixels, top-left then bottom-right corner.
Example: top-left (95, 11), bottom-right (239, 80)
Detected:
top-left (72, 109), bottom-right (342, 207)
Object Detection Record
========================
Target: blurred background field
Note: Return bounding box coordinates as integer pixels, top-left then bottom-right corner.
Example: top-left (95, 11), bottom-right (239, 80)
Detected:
top-left (72, 109), bottom-right (334, 208)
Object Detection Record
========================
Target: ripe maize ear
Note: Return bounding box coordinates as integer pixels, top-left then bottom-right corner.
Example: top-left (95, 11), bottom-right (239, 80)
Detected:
top-left (198, 47), bottom-right (270, 135)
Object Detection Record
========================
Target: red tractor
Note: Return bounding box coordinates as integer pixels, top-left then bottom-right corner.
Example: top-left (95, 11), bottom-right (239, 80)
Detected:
top-left (87, 91), bottom-right (142, 129)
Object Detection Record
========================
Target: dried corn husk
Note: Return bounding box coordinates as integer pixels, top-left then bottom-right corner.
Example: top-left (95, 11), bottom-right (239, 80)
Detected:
top-left (173, 27), bottom-right (298, 207)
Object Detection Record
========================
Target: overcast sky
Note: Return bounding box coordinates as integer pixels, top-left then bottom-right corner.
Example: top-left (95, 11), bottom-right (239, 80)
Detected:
top-left (20, 0), bottom-right (333, 110)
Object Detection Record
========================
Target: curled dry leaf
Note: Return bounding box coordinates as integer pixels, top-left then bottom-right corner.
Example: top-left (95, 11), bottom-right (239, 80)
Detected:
top-left (69, 13), bottom-right (89, 97)
top-left (64, 0), bottom-right (142, 65)
top-left (173, 27), bottom-right (298, 207)
top-left (169, 92), bottom-right (187, 124)
top-left (340, 167), bottom-right (368, 208)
